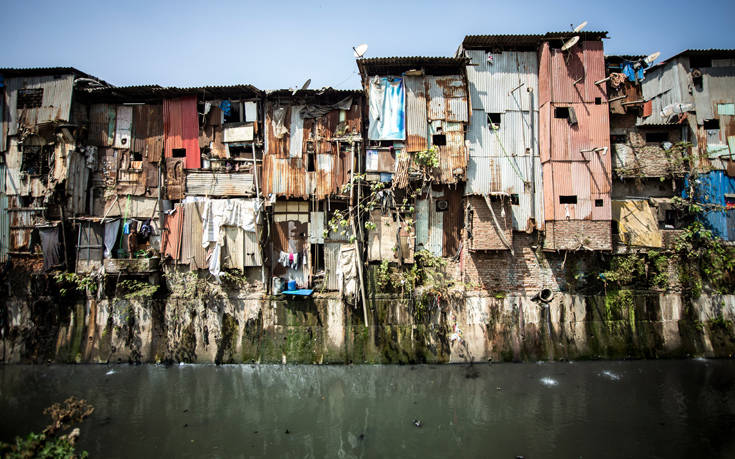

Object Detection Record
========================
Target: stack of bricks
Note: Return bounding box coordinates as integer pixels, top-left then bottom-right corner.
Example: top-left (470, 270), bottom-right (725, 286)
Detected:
top-left (543, 220), bottom-right (612, 251)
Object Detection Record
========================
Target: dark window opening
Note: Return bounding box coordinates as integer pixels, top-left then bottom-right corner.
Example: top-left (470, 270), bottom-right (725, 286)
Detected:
top-left (228, 145), bottom-right (249, 157)
top-left (554, 107), bottom-right (569, 119)
top-left (21, 145), bottom-right (52, 176)
top-left (645, 132), bottom-right (669, 143)
top-left (132, 151), bottom-right (143, 161)
top-left (612, 220), bottom-right (619, 235)
top-left (559, 195), bottom-right (577, 204)
top-left (172, 148), bottom-right (187, 158)
top-left (487, 113), bottom-right (502, 129)
top-left (307, 152), bottom-right (315, 172)
top-left (311, 243), bottom-right (324, 273)
top-left (595, 199), bottom-right (604, 207)
top-left (689, 56), bottom-right (712, 69)
top-left (222, 101), bottom-right (241, 123)
top-left (510, 194), bottom-right (520, 205)
top-left (611, 134), bottom-right (627, 144)
top-left (17, 88), bottom-right (43, 109)
top-left (595, 97), bottom-right (602, 105)
top-left (703, 119), bottom-right (720, 130)
top-left (665, 210), bottom-right (677, 227)
top-left (432, 134), bottom-right (446, 146)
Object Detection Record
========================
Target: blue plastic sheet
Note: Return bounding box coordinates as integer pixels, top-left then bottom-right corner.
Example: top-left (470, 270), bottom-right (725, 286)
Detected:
top-left (368, 77), bottom-right (405, 140)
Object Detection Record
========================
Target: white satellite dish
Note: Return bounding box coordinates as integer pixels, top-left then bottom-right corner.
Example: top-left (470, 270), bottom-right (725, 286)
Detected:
top-left (644, 51), bottom-right (661, 66)
top-left (561, 35), bottom-right (580, 51)
top-left (291, 79), bottom-right (311, 95)
top-left (574, 21), bottom-right (588, 32)
top-left (353, 43), bottom-right (368, 58)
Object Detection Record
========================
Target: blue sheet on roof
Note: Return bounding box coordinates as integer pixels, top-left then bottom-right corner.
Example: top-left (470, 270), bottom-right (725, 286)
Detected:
top-left (281, 289), bottom-right (313, 296)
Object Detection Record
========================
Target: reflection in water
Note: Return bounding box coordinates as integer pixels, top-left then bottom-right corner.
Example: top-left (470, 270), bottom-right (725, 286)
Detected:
top-left (1, 361), bottom-right (735, 458)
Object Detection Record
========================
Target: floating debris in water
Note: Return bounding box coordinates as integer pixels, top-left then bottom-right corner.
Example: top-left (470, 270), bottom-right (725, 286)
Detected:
top-left (600, 370), bottom-right (621, 381)
top-left (413, 419), bottom-right (423, 428)
top-left (105, 370), bottom-right (115, 375)
top-left (693, 357), bottom-right (708, 362)
top-left (540, 377), bottom-right (558, 386)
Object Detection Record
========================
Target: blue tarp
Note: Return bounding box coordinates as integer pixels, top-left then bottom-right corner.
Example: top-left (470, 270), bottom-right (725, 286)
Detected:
top-left (281, 289), bottom-right (314, 296)
top-left (368, 77), bottom-right (405, 141)
top-left (683, 171), bottom-right (735, 240)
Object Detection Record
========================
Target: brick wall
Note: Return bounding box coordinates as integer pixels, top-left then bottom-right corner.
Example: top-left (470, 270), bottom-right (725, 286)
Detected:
top-left (461, 233), bottom-right (566, 294)
top-left (543, 220), bottom-right (612, 251)
top-left (467, 196), bottom-right (513, 251)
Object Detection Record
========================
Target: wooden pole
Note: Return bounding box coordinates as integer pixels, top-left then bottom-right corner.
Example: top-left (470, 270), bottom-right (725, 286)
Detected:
top-left (350, 141), bottom-right (369, 327)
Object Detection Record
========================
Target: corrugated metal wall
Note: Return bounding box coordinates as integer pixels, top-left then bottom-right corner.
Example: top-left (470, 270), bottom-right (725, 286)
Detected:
top-left (638, 59), bottom-right (689, 126)
top-left (465, 49), bottom-right (543, 230)
top-left (5, 75), bottom-right (74, 136)
top-left (539, 40), bottom-right (611, 223)
top-left (186, 172), bottom-right (255, 196)
top-left (0, 165), bottom-right (8, 262)
top-left (262, 101), bottom-right (360, 199)
top-left (405, 76), bottom-right (428, 152)
top-left (163, 96), bottom-right (200, 169)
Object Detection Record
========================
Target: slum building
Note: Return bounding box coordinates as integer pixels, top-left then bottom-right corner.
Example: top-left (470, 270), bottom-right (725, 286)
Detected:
top-left (261, 88), bottom-right (363, 293)
top-left (605, 55), bottom-right (690, 251)
top-left (457, 35), bottom-right (544, 252)
top-left (638, 49), bottom-right (735, 242)
top-left (538, 31), bottom-right (613, 251)
top-left (356, 57), bottom-right (469, 272)
top-left (0, 67), bottom-right (110, 271)
top-left (75, 83), bottom-right (266, 281)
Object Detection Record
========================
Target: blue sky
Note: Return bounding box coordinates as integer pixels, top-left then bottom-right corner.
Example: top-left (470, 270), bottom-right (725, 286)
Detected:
top-left (2, 0), bottom-right (734, 90)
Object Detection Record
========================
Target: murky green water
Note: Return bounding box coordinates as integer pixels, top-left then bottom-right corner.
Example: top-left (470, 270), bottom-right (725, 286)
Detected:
top-left (1, 360), bottom-right (735, 458)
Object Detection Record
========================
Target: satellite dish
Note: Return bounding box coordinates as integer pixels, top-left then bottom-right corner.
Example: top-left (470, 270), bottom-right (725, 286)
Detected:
top-left (644, 51), bottom-right (660, 66)
top-left (353, 43), bottom-right (368, 58)
top-left (561, 35), bottom-right (580, 51)
top-left (291, 79), bottom-right (311, 95)
top-left (573, 21), bottom-right (588, 32)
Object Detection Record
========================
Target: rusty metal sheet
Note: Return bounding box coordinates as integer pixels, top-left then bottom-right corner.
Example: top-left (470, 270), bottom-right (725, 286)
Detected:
top-left (114, 105), bottom-right (133, 149)
top-left (166, 157), bottom-right (185, 200)
top-left (65, 150), bottom-right (89, 214)
top-left (436, 127), bottom-right (466, 184)
top-left (405, 75), bottom-right (428, 152)
top-left (426, 75), bottom-right (468, 122)
top-left (8, 195), bottom-right (44, 252)
top-left (116, 152), bottom-right (146, 196)
top-left (5, 75), bottom-right (74, 136)
top-left (161, 204), bottom-right (184, 260)
top-left (163, 96), bottom-right (200, 169)
top-left (368, 211), bottom-right (397, 261)
top-left (88, 104), bottom-right (116, 147)
top-left (638, 59), bottom-right (689, 126)
top-left (0, 165), bottom-right (7, 262)
top-left (103, 196), bottom-right (158, 219)
top-left (443, 187), bottom-right (462, 257)
top-left (132, 104), bottom-right (163, 162)
top-left (186, 172), bottom-right (255, 196)
top-left (76, 222), bottom-right (104, 273)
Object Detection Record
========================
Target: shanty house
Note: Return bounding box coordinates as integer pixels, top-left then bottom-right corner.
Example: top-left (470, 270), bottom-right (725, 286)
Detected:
top-left (458, 35), bottom-right (544, 252)
top-left (538, 32), bottom-right (613, 251)
top-left (357, 57), bottom-right (469, 261)
top-left (262, 89), bottom-right (363, 291)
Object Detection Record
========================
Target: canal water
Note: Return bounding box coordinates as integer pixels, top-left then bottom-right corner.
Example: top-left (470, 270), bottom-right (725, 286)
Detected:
top-left (1, 360), bottom-right (735, 458)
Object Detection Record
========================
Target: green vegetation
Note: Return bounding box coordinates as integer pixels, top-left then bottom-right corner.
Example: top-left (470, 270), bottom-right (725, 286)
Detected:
top-left (0, 397), bottom-right (93, 459)
top-left (53, 273), bottom-right (98, 297)
top-left (674, 222), bottom-right (735, 297)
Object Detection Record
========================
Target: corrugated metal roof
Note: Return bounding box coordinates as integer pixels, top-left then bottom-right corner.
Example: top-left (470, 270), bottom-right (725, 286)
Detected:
top-left (461, 31), bottom-right (608, 50)
top-left (0, 165), bottom-right (8, 262)
top-left (82, 84), bottom-right (263, 103)
top-left (357, 56), bottom-right (469, 76)
top-left (0, 67), bottom-right (109, 85)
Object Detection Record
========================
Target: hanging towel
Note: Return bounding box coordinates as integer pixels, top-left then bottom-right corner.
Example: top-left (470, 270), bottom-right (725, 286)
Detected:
top-left (104, 219), bottom-right (121, 258)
